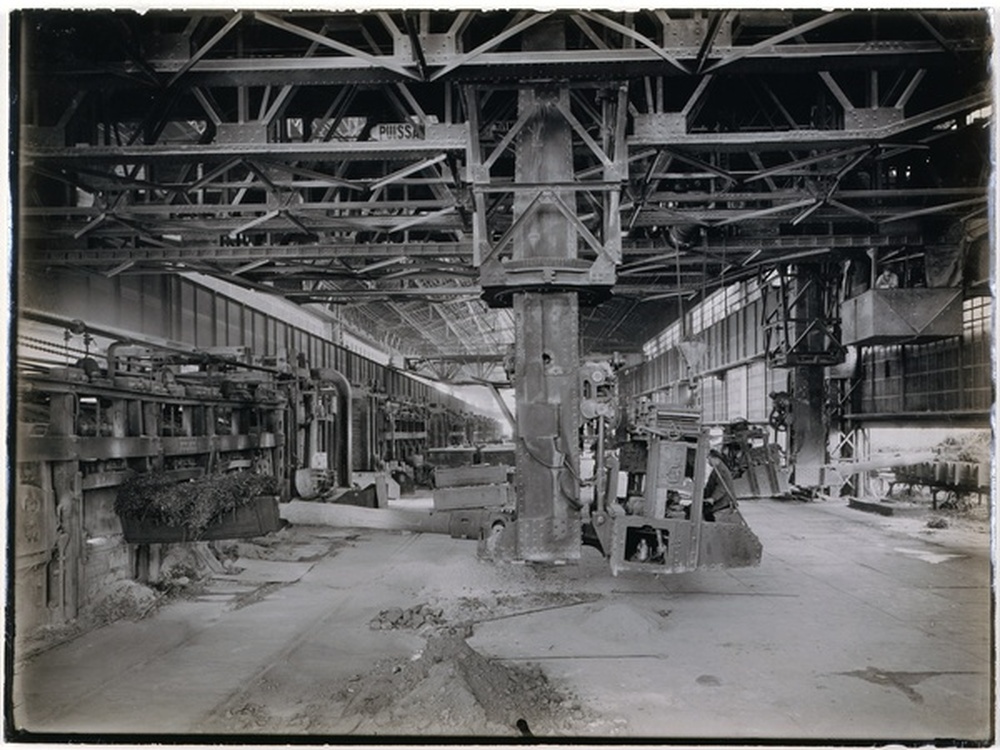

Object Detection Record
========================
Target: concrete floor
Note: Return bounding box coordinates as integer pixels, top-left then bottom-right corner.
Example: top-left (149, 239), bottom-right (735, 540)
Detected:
top-left (10, 498), bottom-right (994, 743)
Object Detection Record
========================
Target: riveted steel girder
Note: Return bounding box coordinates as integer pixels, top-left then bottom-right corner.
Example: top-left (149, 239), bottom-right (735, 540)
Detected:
top-left (12, 9), bottom-right (991, 370)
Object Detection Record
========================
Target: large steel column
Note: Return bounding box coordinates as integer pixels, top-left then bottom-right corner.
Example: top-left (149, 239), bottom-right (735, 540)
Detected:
top-left (789, 268), bottom-right (828, 486)
top-left (791, 366), bottom-right (827, 486)
top-left (511, 20), bottom-right (581, 562)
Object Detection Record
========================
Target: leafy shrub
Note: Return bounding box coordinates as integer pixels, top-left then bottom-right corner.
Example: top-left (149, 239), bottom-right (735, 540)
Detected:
top-left (115, 471), bottom-right (278, 538)
top-left (934, 431), bottom-right (991, 464)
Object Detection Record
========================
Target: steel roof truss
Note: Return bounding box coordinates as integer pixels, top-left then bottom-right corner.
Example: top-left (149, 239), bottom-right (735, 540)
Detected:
top-left (429, 11), bottom-right (555, 81)
top-left (168, 12), bottom-right (245, 88)
top-left (702, 11), bottom-right (849, 74)
top-left (253, 11), bottom-right (419, 81)
top-left (575, 11), bottom-right (688, 73)
top-left (369, 154), bottom-right (448, 192)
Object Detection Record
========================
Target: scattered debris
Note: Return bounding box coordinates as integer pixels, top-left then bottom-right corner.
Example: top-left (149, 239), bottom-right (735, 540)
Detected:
top-left (369, 603), bottom-right (446, 631)
top-left (212, 526), bottom-right (355, 564)
top-left (156, 542), bottom-right (226, 595)
top-left (91, 579), bottom-right (160, 623)
top-left (452, 591), bottom-right (601, 625)
top-left (926, 517), bottom-right (949, 529)
top-left (225, 701), bottom-right (271, 727)
top-left (937, 492), bottom-right (974, 511)
top-left (229, 582), bottom-right (288, 611)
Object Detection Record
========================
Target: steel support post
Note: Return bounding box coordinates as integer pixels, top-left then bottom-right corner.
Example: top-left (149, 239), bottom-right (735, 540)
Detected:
top-left (828, 424), bottom-right (871, 497)
top-left (789, 268), bottom-right (829, 487)
top-left (792, 366), bottom-right (828, 486)
top-left (512, 293), bottom-right (580, 561)
top-left (511, 19), bottom-right (581, 562)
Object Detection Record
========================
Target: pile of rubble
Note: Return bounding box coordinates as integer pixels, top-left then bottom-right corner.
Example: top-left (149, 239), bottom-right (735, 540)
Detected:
top-left (369, 603), bottom-right (446, 631)
top-left (335, 631), bottom-right (593, 736)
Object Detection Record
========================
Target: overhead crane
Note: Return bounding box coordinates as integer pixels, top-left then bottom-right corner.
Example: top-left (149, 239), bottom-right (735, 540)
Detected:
top-left (12, 10), bottom-right (993, 586)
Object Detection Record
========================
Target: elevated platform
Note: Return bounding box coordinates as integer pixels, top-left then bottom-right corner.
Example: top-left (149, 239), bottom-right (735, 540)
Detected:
top-left (841, 288), bottom-right (963, 346)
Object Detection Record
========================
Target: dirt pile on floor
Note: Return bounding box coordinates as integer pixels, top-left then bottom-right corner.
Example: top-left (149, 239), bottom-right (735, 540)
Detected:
top-left (931, 498), bottom-right (991, 532)
top-left (369, 603), bottom-right (446, 631)
top-left (90, 579), bottom-right (159, 622)
top-left (18, 579), bottom-right (161, 661)
top-left (333, 632), bottom-right (584, 736)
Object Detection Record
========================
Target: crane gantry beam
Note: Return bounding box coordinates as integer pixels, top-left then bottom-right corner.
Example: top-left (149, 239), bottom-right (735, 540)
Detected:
top-left (13, 9), bottom-right (991, 374)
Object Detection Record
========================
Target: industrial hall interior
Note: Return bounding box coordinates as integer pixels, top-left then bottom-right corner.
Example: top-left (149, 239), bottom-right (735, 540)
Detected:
top-left (6, 8), bottom-right (995, 744)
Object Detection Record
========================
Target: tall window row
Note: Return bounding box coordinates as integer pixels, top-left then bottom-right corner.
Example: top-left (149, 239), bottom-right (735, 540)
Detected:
top-left (859, 295), bottom-right (993, 417)
top-left (627, 280), bottom-right (992, 425)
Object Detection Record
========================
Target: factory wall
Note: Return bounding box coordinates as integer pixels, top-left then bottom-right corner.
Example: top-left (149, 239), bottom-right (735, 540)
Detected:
top-left (13, 268), bottom-right (500, 640)
top-left (622, 278), bottom-right (993, 428)
top-left (620, 280), bottom-right (788, 426)
top-left (858, 295), bottom-right (993, 418)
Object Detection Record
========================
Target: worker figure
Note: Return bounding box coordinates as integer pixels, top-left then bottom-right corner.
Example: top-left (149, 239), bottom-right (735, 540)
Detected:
top-left (875, 266), bottom-right (900, 289)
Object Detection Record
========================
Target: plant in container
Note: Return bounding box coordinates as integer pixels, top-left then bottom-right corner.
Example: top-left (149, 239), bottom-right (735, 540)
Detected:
top-left (115, 470), bottom-right (280, 543)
